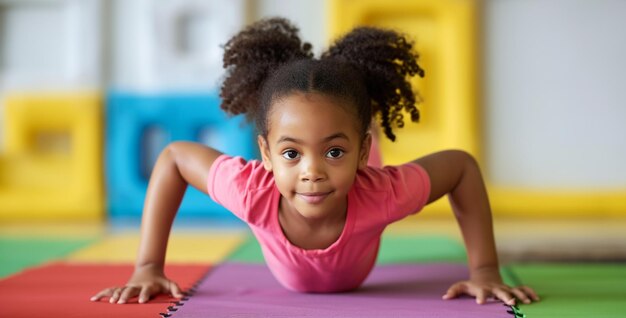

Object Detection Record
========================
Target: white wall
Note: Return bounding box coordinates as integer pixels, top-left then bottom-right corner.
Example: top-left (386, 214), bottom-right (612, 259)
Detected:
top-left (253, 0), bottom-right (327, 56)
top-left (109, 0), bottom-right (247, 92)
top-left (0, 0), bottom-right (103, 90)
top-left (484, 0), bottom-right (626, 188)
top-left (108, 0), bottom-right (326, 92)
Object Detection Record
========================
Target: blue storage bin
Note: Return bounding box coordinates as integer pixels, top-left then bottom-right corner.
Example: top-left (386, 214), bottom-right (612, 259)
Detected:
top-left (106, 92), bottom-right (258, 219)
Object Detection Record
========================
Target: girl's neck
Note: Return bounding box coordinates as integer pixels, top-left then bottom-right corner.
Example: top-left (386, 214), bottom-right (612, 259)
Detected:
top-left (278, 196), bottom-right (347, 250)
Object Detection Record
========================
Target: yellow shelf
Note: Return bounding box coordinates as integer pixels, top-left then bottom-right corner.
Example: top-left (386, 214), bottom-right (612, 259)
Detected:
top-left (0, 92), bottom-right (104, 221)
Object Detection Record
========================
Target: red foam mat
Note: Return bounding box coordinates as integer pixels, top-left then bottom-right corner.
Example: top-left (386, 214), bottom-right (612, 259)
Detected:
top-left (0, 263), bottom-right (210, 318)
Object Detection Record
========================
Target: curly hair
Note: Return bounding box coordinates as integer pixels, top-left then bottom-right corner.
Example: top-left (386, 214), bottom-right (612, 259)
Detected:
top-left (220, 17), bottom-right (424, 141)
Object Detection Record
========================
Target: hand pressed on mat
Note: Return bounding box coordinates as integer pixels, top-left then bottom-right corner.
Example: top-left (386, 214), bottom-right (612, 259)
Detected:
top-left (442, 267), bottom-right (540, 305)
top-left (90, 264), bottom-right (184, 304)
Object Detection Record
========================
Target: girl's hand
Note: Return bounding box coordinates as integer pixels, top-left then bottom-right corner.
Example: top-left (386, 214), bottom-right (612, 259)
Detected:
top-left (442, 277), bottom-right (540, 305)
top-left (90, 264), bottom-right (184, 304)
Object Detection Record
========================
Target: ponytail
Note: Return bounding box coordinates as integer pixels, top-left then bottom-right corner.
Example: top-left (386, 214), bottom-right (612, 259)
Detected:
top-left (220, 18), bottom-right (313, 121)
top-left (323, 27), bottom-right (424, 141)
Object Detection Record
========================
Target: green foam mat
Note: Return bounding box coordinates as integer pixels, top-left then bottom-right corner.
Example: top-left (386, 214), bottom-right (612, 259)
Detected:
top-left (0, 237), bottom-right (96, 278)
top-left (506, 263), bottom-right (626, 318)
top-left (227, 234), bottom-right (466, 264)
top-left (377, 235), bottom-right (466, 264)
top-left (226, 235), bottom-right (264, 263)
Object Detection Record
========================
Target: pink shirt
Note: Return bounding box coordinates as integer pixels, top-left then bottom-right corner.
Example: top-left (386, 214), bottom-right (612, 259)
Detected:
top-left (207, 155), bottom-right (430, 293)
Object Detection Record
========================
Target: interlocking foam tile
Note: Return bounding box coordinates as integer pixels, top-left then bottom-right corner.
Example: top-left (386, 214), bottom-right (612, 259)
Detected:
top-left (0, 263), bottom-right (209, 318)
top-left (168, 263), bottom-right (514, 318)
top-left (225, 235), bottom-right (264, 263)
top-left (506, 264), bottom-right (626, 318)
top-left (0, 222), bottom-right (106, 238)
top-left (0, 237), bottom-right (96, 278)
top-left (378, 235), bottom-right (466, 264)
top-left (226, 234), bottom-right (467, 264)
top-left (68, 233), bottom-right (244, 263)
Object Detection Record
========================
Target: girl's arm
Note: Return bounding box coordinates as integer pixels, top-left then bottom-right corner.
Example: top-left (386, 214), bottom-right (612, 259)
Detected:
top-left (90, 141), bottom-right (223, 304)
top-left (413, 150), bottom-right (539, 305)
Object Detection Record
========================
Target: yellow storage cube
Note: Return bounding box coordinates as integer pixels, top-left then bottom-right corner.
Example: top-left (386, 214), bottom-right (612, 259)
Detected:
top-left (0, 92), bottom-right (104, 221)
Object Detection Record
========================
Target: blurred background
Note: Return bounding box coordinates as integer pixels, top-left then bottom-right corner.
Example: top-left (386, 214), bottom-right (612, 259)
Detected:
top-left (0, 0), bottom-right (625, 263)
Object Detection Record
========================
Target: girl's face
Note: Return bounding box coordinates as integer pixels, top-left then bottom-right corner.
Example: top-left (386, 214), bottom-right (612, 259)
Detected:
top-left (258, 92), bottom-right (371, 220)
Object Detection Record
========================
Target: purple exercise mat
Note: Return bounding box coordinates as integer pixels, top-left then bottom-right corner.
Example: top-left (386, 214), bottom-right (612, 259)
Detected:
top-left (170, 263), bottom-right (512, 318)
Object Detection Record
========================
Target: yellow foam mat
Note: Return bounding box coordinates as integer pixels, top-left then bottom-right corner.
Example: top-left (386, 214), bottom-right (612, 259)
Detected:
top-left (0, 222), bottom-right (106, 239)
top-left (67, 232), bottom-right (245, 263)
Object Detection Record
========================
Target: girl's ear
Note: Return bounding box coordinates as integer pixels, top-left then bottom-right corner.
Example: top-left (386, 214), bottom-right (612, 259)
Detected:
top-left (358, 133), bottom-right (372, 170)
top-left (257, 135), bottom-right (273, 171)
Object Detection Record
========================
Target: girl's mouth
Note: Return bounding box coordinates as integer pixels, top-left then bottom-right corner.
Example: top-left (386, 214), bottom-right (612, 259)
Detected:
top-left (296, 192), bottom-right (331, 204)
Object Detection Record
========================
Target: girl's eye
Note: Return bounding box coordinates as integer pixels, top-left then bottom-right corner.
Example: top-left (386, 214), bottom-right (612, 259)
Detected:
top-left (282, 150), bottom-right (300, 160)
top-left (326, 148), bottom-right (344, 159)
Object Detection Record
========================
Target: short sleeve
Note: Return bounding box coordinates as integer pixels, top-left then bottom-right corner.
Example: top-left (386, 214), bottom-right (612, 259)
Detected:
top-left (206, 155), bottom-right (268, 221)
top-left (385, 163), bottom-right (431, 222)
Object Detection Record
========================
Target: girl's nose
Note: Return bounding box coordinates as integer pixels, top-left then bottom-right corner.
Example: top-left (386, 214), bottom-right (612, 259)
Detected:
top-left (300, 158), bottom-right (326, 182)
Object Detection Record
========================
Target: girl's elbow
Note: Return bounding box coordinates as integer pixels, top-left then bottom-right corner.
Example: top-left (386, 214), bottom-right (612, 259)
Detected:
top-left (443, 149), bottom-right (479, 169)
top-left (163, 141), bottom-right (193, 165)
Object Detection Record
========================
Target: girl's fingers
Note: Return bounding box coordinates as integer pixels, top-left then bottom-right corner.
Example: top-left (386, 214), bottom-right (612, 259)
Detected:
top-left (90, 288), bottom-right (115, 301)
top-left (510, 287), bottom-right (531, 304)
top-left (168, 281), bottom-right (184, 299)
top-left (520, 285), bottom-right (541, 301)
top-left (138, 284), bottom-right (159, 304)
top-left (442, 283), bottom-right (465, 300)
top-left (492, 288), bottom-right (516, 305)
top-left (109, 288), bottom-right (123, 304)
top-left (475, 288), bottom-right (488, 305)
top-left (91, 281), bottom-right (185, 304)
top-left (117, 286), bottom-right (139, 304)
top-left (442, 281), bottom-right (538, 306)
top-left (138, 287), bottom-right (150, 304)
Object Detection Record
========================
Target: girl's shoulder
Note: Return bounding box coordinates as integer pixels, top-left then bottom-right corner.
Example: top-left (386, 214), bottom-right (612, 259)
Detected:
top-left (352, 163), bottom-right (430, 223)
top-left (210, 155), bottom-right (275, 193)
top-left (208, 155), bottom-right (277, 224)
top-left (354, 163), bottom-right (424, 190)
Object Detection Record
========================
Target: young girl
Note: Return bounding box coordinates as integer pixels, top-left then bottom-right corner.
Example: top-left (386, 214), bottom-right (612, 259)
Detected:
top-left (92, 18), bottom-right (538, 306)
